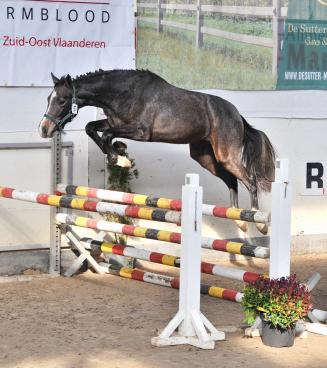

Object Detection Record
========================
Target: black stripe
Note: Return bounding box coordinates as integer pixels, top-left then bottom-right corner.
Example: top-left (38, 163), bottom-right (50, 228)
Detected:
top-left (200, 284), bottom-right (210, 295)
top-left (145, 196), bottom-right (160, 207)
top-left (239, 244), bottom-right (256, 257)
top-left (65, 185), bottom-right (78, 195)
top-left (240, 210), bottom-right (256, 222)
top-left (59, 196), bottom-right (74, 209)
top-left (151, 209), bottom-right (167, 222)
top-left (145, 228), bottom-right (160, 240)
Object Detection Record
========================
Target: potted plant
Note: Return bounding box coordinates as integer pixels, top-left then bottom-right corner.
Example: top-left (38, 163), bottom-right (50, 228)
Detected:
top-left (242, 274), bottom-right (312, 347)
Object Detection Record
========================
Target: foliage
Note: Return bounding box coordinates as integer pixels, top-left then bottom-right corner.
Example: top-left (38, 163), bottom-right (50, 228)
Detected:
top-left (105, 145), bottom-right (139, 244)
top-left (242, 274), bottom-right (312, 330)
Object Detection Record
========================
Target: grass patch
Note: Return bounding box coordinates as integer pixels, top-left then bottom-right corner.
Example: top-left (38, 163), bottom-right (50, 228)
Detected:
top-left (136, 25), bottom-right (276, 90)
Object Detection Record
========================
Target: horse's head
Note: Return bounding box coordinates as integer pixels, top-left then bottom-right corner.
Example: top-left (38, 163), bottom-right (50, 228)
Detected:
top-left (39, 73), bottom-right (78, 138)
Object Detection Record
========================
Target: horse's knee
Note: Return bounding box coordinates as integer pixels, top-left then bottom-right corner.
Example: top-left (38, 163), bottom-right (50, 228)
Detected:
top-left (85, 121), bottom-right (97, 137)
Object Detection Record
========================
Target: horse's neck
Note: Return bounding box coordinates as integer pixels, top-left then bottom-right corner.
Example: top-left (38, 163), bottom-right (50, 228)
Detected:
top-left (75, 72), bottom-right (139, 110)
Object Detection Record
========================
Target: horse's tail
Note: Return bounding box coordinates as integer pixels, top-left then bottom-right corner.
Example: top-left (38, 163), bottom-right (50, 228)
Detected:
top-left (241, 116), bottom-right (276, 192)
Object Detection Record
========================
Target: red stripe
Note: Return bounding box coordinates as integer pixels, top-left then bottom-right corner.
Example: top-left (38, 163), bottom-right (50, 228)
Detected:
top-left (201, 262), bottom-right (215, 275)
top-left (86, 218), bottom-right (98, 229)
top-left (111, 244), bottom-right (126, 256)
top-left (2, 188), bottom-right (14, 198)
top-left (87, 188), bottom-right (98, 198)
top-left (125, 206), bottom-right (140, 218)
top-left (122, 193), bottom-right (134, 204)
top-left (212, 239), bottom-right (228, 251)
top-left (213, 207), bottom-right (228, 218)
top-left (170, 278), bottom-right (180, 289)
top-left (243, 271), bottom-right (260, 283)
top-left (131, 269), bottom-right (145, 281)
top-left (122, 224), bottom-right (137, 236)
top-left (170, 199), bottom-right (182, 211)
top-left (83, 200), bottom-right (98, 212)
top-left (36, 193), bottom-right (50, 204)
top-left (222, 289), bottom-right (239, 301)
top-left (55, 191), bottom-right (62, 196)
top-left (170, 232), bottom-right (181, 243)
top-left (149, 252), bottom-right (164, 264)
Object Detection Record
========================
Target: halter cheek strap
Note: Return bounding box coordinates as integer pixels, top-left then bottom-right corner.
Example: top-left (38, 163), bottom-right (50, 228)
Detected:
top-left (43, 85), bottom-right (78, 132)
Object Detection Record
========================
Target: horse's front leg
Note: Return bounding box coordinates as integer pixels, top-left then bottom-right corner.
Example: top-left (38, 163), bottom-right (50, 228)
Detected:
top-left (102, 130), bottom-right (132, 168)
top-left (249, 188), bottom-right (268, 235)
top-left (85, 119), bottom-right (131, 168)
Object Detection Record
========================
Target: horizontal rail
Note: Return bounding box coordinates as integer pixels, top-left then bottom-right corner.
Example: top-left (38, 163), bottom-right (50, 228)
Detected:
top-left (99, 262), bottom-right (244, 302)
top-left (138, 2), bottom-right (157, 9)
top-left (161, 3), bottom-right (197, 11)
top-left (202, 26), bottom-right (273, 48)
top-left (0, 187), bottom-right (181, 224)
top-left (56, 213), bottom-right (269, 258)
top-left (161, 19), bottom-right (196, 31)
top-left (137, 3), bottom-right (288, 18)
top-left (57, 184), bottom-right (269, 224)
top-left (84, 238), bottom-right (261, 283)
top-left (138, 16), bottom-right (157, 24)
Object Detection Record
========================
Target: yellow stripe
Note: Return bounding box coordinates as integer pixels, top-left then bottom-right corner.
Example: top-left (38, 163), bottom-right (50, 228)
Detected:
top-left (76, 186), bottom-right (89, 197)
top-left (48, 195), bottom-right (61, 206)
top-left (101, 243), bottom-right (115, 253)
top-left (157, 198), bottom-right (171, 209)
top-left (132, 195), bottom-right (147, 206)
top-left (162, 254), bottom-right (177, 266)
top-left (226, 241), bottom-right (242, 254)
top-left (157, 230), bottom-right (172, 242)
top-left (134, 227), bottom-right (147, 237)
top-left (75, 217), bottom-right (89, 227)
top-left (120, 267), bottom-right (133, 278)
top-left (226, 208), bottom-right (242, 220)
top-left (70, 198), bottom-right (86, 210)
top-left (208, 286), bottom-right (224, 298)
top-left (0, 187), bottom-right (4, 196)
top-left (138, 208), bottom-right (154, 220)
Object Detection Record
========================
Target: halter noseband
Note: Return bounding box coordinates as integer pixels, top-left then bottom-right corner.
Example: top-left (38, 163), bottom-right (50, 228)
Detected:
top-left (43, 85), bottom-right (78, 132)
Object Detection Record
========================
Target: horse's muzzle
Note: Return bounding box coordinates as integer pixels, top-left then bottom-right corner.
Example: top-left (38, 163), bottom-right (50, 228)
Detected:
top-left (39, 118), bottom-right (56, 138)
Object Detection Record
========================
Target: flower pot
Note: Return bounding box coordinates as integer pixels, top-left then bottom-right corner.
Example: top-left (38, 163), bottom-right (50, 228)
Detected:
top-left (261, 320), bottom-right (295, 348)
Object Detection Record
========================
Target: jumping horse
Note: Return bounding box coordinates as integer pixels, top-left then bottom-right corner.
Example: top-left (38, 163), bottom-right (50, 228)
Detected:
top-left (39, 70), bottom-right (276, 234)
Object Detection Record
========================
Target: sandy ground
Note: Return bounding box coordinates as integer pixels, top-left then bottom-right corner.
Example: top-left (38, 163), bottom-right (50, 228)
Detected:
top-left (0, 254), bottom-right (326, 368)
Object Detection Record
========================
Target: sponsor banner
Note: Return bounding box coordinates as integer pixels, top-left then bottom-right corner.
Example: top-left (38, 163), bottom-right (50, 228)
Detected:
top-left (0, 0), bottom-right (135, 86)
top-left (277, 0), bottom-right (327, 89)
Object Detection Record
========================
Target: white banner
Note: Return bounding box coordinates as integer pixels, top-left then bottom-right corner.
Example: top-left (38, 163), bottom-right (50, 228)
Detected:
top-left (0, 0), bottom-right (135, 86)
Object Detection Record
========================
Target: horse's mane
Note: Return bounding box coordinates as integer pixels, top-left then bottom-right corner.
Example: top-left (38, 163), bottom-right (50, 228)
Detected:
top-left (73, 69), bottom-right (158, 82)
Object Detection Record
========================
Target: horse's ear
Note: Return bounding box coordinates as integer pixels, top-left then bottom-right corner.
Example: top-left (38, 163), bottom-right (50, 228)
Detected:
top-left (51, 72), bottom-right (60, 85)
top-left (65, 74), bottom-right (73, 88)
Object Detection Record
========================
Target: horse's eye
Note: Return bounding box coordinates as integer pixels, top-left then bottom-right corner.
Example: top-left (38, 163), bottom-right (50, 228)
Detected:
top-left (58, 99), bottom-right (66, 106)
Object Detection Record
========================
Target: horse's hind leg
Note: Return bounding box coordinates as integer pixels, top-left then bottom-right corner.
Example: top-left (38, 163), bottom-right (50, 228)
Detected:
top-left (190, 141), bottom-right (248, 232)
top-left (249, 186), bottom-right (268, 235)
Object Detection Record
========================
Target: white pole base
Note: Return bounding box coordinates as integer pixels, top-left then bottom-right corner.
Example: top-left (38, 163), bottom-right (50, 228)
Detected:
top-left (151, 310), bottom-right (225, 350)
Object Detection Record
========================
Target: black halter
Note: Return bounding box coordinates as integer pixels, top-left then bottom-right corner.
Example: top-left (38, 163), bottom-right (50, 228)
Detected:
top-left (44, 85), bottom-right (78, 132)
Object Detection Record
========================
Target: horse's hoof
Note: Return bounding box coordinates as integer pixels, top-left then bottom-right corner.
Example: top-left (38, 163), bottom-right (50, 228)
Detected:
top-left (235, 220), bottom-right (248, 232)
top-left (256, 222), bottom-right (268, 235)
top-left (116, 155), bottom-right (132, 168)
top-left (113, 141), bottom-right (127, 155)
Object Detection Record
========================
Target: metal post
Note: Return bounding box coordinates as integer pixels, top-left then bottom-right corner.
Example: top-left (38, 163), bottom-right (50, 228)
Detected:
top-left (196, 0), bottom-right (203, 48)
top-left (269, 158), bottom-right (292, 279)
top-left (272, 0), bottom-right (282, 77)
top-left (157, 0), bottom-right (163, 32)
top-left (151, 174), bottom-right (224, 349)
top-left (49, 132), bottom-right (62, 275)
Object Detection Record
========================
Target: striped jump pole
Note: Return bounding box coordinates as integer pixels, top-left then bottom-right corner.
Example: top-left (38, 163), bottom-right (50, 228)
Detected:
top-left (0, 187), bottom-right (180, 224)
top-left (56, 213), bottom-right (270, 259)
top-left (83, 238), bottom-right (261, 283)
top-left (57, 184), bottom-right (269, 224)
top-left (99, 263), bottom-right (244, 303)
